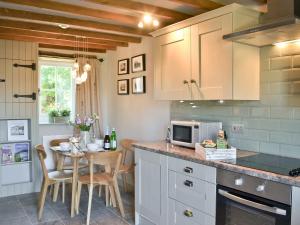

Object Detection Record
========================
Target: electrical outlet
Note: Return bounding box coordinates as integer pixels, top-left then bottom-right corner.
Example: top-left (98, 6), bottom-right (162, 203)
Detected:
top-left (231, 124), bottom-right (244, 134)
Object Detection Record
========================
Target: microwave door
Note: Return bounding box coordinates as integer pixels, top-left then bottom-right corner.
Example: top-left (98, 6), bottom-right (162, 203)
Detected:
top-left (172, 125), bottom-right (193, 146)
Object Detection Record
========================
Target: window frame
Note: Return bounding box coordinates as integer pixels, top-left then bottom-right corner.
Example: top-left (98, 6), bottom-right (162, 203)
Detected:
top-left (38, 58), bottom-right (76, 124)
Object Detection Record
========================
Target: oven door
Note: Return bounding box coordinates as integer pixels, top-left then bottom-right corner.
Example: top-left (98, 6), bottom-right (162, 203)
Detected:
top-left (216, 185), bottom-right (291, 225)
top-left (171, 124), bottom-right (194, 147)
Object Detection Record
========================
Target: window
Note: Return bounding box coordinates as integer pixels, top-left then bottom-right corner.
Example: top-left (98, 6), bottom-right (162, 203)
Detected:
top-left (39, 59), bottom-right (76, 124)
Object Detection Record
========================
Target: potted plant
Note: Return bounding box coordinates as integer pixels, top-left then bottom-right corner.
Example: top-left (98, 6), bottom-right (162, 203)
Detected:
top-left (49, 109), bottom-right (71, 124)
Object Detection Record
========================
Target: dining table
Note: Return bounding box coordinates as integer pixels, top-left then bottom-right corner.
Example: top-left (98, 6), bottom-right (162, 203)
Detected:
top-left (50, 146), bottom-right (90, 217)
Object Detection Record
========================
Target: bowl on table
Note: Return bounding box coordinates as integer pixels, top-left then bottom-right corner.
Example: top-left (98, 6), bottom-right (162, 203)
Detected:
top-left (87, 143), bottom-right (99, 151)
top-left (59, 142), bottom-right (71, 151)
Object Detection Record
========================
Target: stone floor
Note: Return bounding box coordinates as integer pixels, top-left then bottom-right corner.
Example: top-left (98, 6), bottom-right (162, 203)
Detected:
top-left (0, 186), bottom-right (135, 225)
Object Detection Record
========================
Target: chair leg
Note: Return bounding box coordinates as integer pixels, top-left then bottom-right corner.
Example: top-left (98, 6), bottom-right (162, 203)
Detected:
top-left (108, 185), bottom-right (117, 208)
top-left (122, 174), bottom-right (127, 193)
top-left (62, 181), bottom-right (65, 203)
top-left (76, 181), bottom-right (82, 215)
top-left (113, 178), bottom-right (125, 218)
top-left (38, 181), bottom-right (49, 220)
top-left (105, 186), bottom-right (109, 207)
top-left (86, 184), bottom-right (94, 225)
top-left (53, 182), bottom-right (60, 202)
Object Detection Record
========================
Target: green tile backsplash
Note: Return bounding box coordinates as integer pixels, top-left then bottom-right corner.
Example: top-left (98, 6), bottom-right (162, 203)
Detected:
top-left (171, 44), bottom-right (300, 158)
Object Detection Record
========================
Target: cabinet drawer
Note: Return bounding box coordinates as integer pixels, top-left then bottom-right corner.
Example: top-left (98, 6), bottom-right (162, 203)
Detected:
top-left (169, 170), bottom-right (216, 216)
top-left (168, 157), bottom-right (216, 183)
top-left (168, 198), bottom-right (215, 225)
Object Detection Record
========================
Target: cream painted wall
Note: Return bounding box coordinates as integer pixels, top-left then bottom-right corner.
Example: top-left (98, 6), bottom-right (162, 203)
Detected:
top-left (101, 37), bottom-right (170, 142)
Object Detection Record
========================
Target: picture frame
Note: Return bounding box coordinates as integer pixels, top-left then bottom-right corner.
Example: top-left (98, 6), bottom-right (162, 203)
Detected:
top-left (131, 54), bottom-right (146, 73)
top-left (118, 58), bottom-right (129, 75)
top-left (7, 120), bottom-right (29, 141)
top-left (132, 76), bottom-right (146, 94)
top-left (117, 79), bottom-right (129, 95)
top-left (14, 142), bottom-right (30, 162)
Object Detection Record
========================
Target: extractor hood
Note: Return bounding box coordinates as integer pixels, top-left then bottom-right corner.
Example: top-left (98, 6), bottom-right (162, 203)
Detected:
top-left (223, 0), bottom-right (300, 47)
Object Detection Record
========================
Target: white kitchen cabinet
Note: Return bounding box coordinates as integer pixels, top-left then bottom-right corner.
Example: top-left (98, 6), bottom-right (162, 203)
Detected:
top-left (191, 14), bottom-right (259, 100)
top-left (152, 4), bottom-right (260, 101)
top-left (135, 149), bottom-right (168, 225)
top-left (154, 27), bottom-right (191, 100)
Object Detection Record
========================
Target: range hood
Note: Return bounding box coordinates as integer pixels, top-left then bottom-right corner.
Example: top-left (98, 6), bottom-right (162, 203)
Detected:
top-left (223, 0), bottom-right (300, 47)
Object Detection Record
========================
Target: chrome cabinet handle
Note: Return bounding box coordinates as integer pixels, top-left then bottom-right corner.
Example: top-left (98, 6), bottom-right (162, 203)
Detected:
top-left (183, 167), bottom-right (193, 174)
top-left (184, 180), bottom-right (193, 187)
top-left (218, 189), bottom-right (287, 216)
top-left (184, 210), bottom-right (193, 217)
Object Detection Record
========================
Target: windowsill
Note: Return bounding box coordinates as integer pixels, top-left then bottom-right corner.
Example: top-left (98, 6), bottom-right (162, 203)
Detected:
top-left (39, 122), bottom-right (72, 126)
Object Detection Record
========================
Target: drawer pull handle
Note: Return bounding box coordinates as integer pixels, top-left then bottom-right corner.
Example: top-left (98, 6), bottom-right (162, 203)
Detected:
top-left (0, 79), bottom-right (5, 82)
top-left (184, 180), bottom-right (193, 187)
top-left (184, 210), bottom-right (193, 217)
top-left (183, 167), bottom-right (193, 174)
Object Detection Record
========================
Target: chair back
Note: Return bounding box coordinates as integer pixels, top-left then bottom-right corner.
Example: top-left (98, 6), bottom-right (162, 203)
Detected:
top-left (49, 138), bottom-right (69, 147)
top-left (119, 139), bottom-right (135, 164)
top-left (35, 144), bottom-right (49, 180)
top-left (86, 151), bottom-right (122, 184)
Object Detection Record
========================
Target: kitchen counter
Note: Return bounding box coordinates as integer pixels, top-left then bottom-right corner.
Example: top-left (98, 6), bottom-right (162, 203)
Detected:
top-left (133, 141), bottom-right (300, 187)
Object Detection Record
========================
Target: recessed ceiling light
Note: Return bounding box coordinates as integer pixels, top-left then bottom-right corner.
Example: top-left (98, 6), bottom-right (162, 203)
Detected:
top-left (153, 19), bottom-right (159, 27)
top-left (143, 14), bottom-right (152, 24)
top-left (138, 21), bottom-right (144, 28)
top-left (58, 24), bottom-right (70, 29)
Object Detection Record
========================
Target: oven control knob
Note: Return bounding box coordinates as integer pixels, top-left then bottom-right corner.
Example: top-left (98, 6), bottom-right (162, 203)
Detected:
top-left (256, 184), bottom-right (265, 192)
top-left (234, 178), bottom-right (244, 186)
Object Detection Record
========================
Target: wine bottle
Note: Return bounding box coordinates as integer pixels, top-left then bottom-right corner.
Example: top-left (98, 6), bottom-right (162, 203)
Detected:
top-left (110, 128), bottom-right (117, 151)
top-left (104, 128), bottom-right (111, 150)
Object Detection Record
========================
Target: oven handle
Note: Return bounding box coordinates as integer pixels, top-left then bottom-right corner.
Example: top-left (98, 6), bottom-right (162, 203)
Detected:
top-left (218, 189), bottom-right (287, 216)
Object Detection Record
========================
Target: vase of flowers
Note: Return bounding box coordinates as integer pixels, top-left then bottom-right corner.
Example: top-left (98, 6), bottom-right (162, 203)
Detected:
top-left (71, 114), bottom-right (99, 147)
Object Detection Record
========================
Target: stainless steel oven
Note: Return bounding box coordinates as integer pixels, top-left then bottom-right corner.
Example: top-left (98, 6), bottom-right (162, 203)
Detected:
top-left (216, 169), bottom-right (291, 225)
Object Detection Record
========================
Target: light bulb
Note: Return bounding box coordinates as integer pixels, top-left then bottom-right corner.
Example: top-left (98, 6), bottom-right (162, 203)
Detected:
top-left (73, 61), bottom-right (79, 71)
top-left (83, 62), bottom-right (91, 72)
top-left (143, 14), bottom-right (152, 24)
top-left (81, 71), bottom-right (88, 82)
top-left (76, 76), bottom-right (82, 85)
top-left (153, 19), bottom-right (159, 27)
top-left (138, 21), bottom-right (144, 28)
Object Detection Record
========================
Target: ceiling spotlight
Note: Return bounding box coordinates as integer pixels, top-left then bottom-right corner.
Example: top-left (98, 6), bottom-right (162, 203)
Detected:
top-left (143, 14), bottom-right (152, 24)
top-left (189, 102), bottom-right (194, 105)
top-left (138, 21), bottom-right (144, 28)
top-left (192, 105), bottom-right (197, 108)
top-left (58, 24), bottom-right (70, 29)
top-left (179, 100), bottom-right (184, 103)
top-left (219, 100), bottom-right (224, 104)
top-left (153, 19), bottom-right (159, 27)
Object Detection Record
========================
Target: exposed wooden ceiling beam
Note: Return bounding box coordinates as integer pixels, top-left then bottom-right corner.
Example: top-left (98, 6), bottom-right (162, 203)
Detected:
top-left (39, 44), bottom-right (106, 53)
top-left (170, 0), bottom-right (223, 10)
top-left (86, 0), bottom-right (190, 21)
top-left (39, 51), bottom-right (97, 59)
top-left (0, 27), bottom-right (128, 47)
top-left (0, 34), bottom-right (115, 50)
top-left (0, 19), bottom-right (141, 43)
top-left (0, 0), bottom-right (139, 26)
top-left (0, 7), bottom-right (150, 36)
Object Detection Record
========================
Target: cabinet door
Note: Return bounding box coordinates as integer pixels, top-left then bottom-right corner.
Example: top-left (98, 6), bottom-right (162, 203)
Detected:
top-left (154, 27), bottom-right (191, 100)
top-left (135, 149), bottom-right (168, 225)
top-left (191, 14), bottom-right (233, 100)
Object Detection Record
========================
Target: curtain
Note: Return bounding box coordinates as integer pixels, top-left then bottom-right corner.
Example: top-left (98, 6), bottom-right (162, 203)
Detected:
top-left (76, 58), bottom-right (102, 138)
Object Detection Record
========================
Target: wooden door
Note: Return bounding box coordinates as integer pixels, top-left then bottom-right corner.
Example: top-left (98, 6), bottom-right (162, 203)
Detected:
top-left (154, 27), bottom-right (192, 100)
top-left (191, 14), bottom-right (233, 100)
top-left (135, 149), bottom-right (168, 225)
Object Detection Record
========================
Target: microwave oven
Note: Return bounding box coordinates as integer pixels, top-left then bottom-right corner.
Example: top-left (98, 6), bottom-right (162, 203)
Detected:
top-left (170, 120), bottom-right (222, 148)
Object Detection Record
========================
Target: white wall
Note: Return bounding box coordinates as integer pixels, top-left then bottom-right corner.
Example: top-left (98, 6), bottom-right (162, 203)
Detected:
top-left (101, 37), bottom-right (170, 142)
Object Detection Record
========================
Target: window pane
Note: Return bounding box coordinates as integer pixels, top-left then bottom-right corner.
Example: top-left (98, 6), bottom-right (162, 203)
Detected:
top-left (56, 66), bottom-right (72, 90)
top-left (40, 90), bottom-right (56, 114)
top-left (41, 66), bottom-right (56, 90)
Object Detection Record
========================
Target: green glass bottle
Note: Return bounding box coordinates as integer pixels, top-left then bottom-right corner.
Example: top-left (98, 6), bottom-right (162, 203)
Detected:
top-left (110, 128), bottom-right (117, 151)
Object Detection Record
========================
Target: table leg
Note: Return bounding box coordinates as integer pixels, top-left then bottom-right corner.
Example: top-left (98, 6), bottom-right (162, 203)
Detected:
top-left (71, 157), bottom-right (79, 217)
top-left (53, 154), bottom-right (64, 202)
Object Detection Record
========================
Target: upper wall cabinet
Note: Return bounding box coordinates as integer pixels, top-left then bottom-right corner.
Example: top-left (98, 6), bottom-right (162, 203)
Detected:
top-left (154, 27), bottom-right (191, 100)
top-left (152, 4), bottom-right (260, 101)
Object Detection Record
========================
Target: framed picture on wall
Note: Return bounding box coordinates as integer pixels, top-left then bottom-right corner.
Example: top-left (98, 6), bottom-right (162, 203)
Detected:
top-left (131, 54), bottom-right (146, 73)
top-left (117, 79), bottom-right (129, 95)
top-left (118, 58), bottom-right (129, 75)
top-left (132, 76), bottom-right (146, 94)
top-left (7, 120), bottom-right (29, 141)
